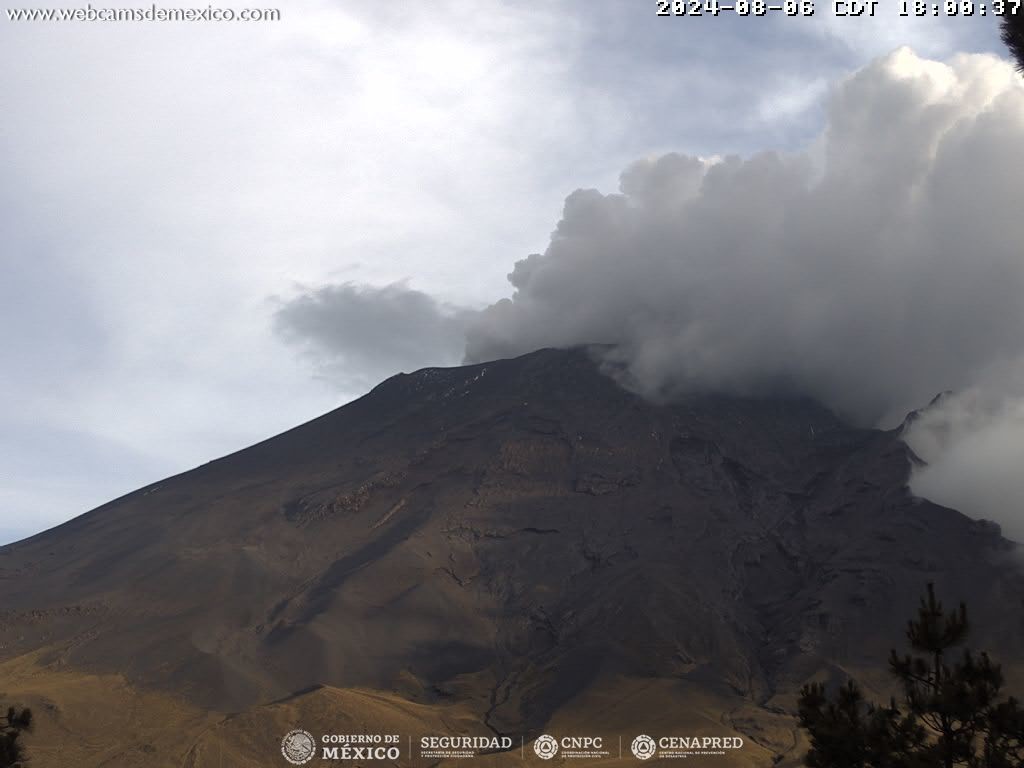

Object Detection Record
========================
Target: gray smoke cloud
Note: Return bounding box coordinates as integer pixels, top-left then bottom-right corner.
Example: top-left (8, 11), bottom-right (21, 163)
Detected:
top-left (463, 48), bottom-right (1024, 540)
top-left (275, 282), bottom-right (471, 391)
top-left (467, 49), bottom-right (1024, 430)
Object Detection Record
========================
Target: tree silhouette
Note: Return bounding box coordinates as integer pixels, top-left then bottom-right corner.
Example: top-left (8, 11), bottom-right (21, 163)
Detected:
top-left (0, 706), bottom-right (32, 768)
top-left (1000, 7), bottom-right (1024, 72)
top-left (798, 679), bottom-right (927, 767)
top-left (799, 584), bottom-right (1024, 767)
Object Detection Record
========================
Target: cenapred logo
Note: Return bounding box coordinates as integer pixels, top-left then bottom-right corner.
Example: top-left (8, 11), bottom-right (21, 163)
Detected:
top-left (534, 734), bottom-right (559, 760)
top-left (631, 734), bottom-right (657, 760)
top-left (281, 729), bottom-right (316, 765)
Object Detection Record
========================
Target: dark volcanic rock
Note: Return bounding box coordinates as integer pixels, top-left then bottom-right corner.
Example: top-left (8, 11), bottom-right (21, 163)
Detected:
top-left (0, 346), bottom-right (1021, 740)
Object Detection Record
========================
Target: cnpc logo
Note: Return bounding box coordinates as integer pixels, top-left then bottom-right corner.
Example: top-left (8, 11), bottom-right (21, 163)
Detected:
top-left (533, 734), bottom-right (604, 759)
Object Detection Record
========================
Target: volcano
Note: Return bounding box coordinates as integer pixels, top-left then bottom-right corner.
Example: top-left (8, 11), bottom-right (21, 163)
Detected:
top-left (1, 346), bottom-right (1022, 767)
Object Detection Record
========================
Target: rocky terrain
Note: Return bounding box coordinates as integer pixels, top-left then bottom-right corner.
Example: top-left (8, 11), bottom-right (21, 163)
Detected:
top-left (1, 346), bottom-right (1022, 766)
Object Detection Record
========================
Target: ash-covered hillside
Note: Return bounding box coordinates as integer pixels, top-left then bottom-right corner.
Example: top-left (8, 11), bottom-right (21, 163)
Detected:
top-left (1, 346), bottom-right (1022, 766)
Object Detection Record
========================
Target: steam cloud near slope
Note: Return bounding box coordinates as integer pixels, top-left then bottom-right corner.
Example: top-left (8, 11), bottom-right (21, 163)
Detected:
top-left (903, 379), bottom-right (1024, 543)
top-left (279, 48), bottom-right (1024, 540)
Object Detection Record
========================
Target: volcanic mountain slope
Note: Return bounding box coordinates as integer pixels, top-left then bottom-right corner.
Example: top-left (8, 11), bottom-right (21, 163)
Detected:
top-left (1, 346), bottom-right (1023, 766)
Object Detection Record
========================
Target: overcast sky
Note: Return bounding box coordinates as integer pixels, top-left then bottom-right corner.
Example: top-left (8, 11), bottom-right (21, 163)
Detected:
top-left (0, 1), bottom-right (1014, 544)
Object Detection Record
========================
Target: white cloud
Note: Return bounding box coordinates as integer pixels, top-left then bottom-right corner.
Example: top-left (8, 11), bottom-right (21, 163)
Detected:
top-left (904, 379), bottom-right (1024, 543)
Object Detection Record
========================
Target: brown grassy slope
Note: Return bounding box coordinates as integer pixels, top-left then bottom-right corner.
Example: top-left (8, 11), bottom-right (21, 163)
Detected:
top-left (1, 348), bottom-right (1022, 764)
